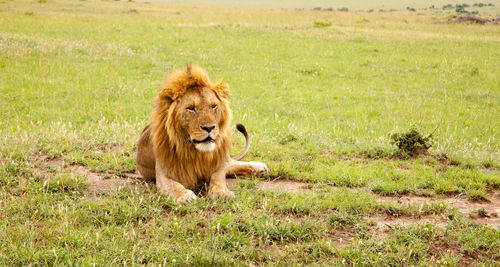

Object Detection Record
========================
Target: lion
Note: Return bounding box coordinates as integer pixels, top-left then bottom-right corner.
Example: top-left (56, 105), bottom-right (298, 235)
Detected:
top-left (136, 65), bottom-right (268, 203)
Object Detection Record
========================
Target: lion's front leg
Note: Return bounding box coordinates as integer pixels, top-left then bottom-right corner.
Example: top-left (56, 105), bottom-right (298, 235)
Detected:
top-left (156, 160), bottom-right (197, 203)
top-left (207, 163), bottom-right (234, 200)
top-left (227, 159), bottom-right (268, 177)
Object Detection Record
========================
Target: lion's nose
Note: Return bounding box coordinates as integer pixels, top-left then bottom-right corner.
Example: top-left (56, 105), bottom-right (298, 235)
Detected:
top-left (201, 125), bottom-right (215, 133)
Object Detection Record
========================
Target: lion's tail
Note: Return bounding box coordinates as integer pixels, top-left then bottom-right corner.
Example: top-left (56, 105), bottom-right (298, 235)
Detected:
top-left (232, 123), bottom-right (250, 161)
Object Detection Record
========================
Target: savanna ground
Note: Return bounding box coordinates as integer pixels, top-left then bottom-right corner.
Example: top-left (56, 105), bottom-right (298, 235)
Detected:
top-left (0, 0), bottom-right (499, 265)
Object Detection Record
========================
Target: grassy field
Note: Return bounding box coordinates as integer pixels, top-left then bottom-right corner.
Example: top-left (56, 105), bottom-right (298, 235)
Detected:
top-left (0, 0), bottom-right (499, 265)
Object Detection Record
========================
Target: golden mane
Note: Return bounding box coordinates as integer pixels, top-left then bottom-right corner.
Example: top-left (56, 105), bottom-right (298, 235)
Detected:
top-left (150, 65), bottom-right (232, 188)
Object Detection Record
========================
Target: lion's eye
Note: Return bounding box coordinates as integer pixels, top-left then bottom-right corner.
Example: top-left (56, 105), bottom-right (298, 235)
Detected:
top-left (187, 106), bottom-right (196, 112)
top-left (211, 104), bottom-right (217, 110)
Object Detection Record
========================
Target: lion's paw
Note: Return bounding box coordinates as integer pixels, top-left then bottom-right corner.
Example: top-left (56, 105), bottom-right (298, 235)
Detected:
top-left (174, 189), bottom-right (197, 203)
top-left (207, 185), bottom-right (235, 200)
top-left (251, 162), bottom-right (269, 175)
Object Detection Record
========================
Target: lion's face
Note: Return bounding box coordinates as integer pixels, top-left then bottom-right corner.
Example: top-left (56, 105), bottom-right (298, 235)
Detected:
top-left (175, 87), bottom-right (225, 152)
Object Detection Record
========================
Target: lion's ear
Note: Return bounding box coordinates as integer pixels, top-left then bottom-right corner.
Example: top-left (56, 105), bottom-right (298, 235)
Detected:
top-left (163, 95), bottom-right (174, 105)
top-left (156, 90), bottom-right (174, 107)
top-left (214, 82), bottom-right (229, 99)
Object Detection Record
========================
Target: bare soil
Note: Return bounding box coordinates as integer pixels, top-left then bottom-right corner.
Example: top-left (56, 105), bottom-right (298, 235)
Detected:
top-left (40, 157), bottom-right (142, 197)
top-left (37, 157), bottom-right (499, 227)
top-left (228, 178), bottom-right (499, 227)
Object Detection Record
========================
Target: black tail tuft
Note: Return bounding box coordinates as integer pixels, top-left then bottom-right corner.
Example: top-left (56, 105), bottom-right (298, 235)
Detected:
top-left (236, 123), bottom-right (247, 136)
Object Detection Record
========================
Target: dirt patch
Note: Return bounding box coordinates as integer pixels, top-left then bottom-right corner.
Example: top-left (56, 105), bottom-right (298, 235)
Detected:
top-left (446, 193), bottom-right (500, 226)
top-left (379, 194), bottom-right (500, 227)
top-left (258, 180), bottom-right (312, 193)
top-left (39, 156), bottom-right (142, 197)
top-left (327, 229), bottom-right (356, 248)
top-left (237, 178), bottom-right (500, 227)
top-left (69, 165), bottom-right (140, 198)
top-left (226, 177), bottom-right (311, 192)
top-left (369, 214), bottom-right (450, 241)
top-left (372, 214), bottom-right (448, 229)
top-left (226, 178), bottom-right (313, 193)
top-left (35, 156), bottom-right (500, 227)
top-left (45, 157), bottom-right (64, 168)
top-left (427, 236), bottom-right (475, 266)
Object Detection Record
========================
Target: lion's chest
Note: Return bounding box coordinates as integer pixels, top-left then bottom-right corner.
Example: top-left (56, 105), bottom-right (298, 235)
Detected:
top-left (167, 156), bottom-right (222, 189)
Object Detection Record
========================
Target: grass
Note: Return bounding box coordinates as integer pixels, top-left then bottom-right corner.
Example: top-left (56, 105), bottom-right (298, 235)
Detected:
top-left (0, 0), bottom-right (499, 265)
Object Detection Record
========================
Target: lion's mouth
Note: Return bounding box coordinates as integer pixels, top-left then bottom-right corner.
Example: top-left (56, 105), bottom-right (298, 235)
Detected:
top-left (193, 136), bottom-right (214, 144)
top-left (193, 136), bottom-right (216, 152)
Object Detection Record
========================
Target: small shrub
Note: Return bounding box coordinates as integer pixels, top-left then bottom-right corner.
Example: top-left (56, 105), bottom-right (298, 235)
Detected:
top-left (406, 7), bottom-right (416, 12)
top-left (337, 7), bottom-right (348, 12)
top-left (313, 7), bottom-right (321, 11)
top-left (313, 20), bottom-right (332, 27)
top-left (367, 9), bottom-right (374, 13)
top-left (38, 0), bottom-right (47, 3)
top-left (389, 128), bottom-right (433, 158)
top-left (443, 4), bottom-right (454, 10)
top-left (477, 208), bottom-right (490, 217)
top-left (469, 208), bottom-right (491, 218)
top-left (456, 5), bottom-right (469, 14)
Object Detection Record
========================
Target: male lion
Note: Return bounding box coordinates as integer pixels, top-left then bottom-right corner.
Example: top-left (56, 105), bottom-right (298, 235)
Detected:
top-left (136, 65), bottom-right (268, 203)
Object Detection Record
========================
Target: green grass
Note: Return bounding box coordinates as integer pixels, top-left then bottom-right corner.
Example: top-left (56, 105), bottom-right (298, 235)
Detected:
top-left (0, 0), bottom-right (499, 265)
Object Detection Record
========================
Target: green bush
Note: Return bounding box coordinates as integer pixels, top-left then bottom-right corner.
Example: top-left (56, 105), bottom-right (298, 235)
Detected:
top-left (390, 128), bottom-right (433, 157)
top-left (313, 20), bottom-right (332, 27)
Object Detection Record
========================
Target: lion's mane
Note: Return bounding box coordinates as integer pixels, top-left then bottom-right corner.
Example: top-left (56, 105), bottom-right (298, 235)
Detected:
top-left (150, 66), bottom-right (232, 188)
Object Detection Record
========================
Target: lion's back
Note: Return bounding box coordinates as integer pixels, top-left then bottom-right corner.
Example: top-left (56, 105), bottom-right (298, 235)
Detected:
top-left (136, 125), bottom-right (156, 180)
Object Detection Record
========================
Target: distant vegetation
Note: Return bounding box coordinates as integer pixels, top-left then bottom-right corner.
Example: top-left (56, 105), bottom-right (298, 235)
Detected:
top-left (441, 3), bottom-right (494, 14)
top-left (311, 7), bottom-right (348, 12)
top-left (313, 19), bottom-right (331, 27)
top-left (309, 2), bottom-right (495, 14)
